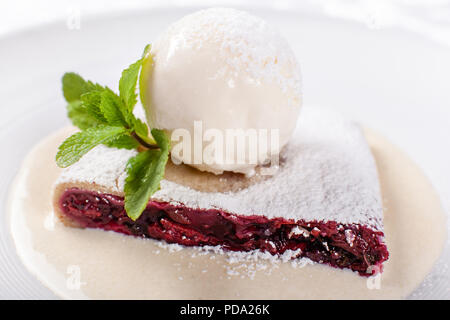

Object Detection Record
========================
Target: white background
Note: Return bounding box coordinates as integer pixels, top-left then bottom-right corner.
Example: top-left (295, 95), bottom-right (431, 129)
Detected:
top-left (2, 0), bottom-right (450, 37)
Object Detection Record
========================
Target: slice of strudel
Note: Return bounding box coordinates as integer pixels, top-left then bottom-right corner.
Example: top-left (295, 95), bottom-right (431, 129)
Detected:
top-left (53, 108), bottom-right (388, 276)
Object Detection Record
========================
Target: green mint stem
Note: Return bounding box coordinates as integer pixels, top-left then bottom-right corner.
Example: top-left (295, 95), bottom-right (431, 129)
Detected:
top-left (131, 131), bottom-right (160, 150)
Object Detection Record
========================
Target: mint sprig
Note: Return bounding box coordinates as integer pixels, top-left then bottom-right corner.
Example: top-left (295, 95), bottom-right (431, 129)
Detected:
top-left (56, 45), bottom-right (170, 220)
top-left (56, 125), bottom-right (128, 168)
top-left (124, 129), bottom-right (170, 220)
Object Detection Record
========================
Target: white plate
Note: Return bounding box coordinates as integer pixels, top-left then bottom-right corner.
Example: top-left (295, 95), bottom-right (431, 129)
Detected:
top-left (0, 4), bottom-right (449, 299)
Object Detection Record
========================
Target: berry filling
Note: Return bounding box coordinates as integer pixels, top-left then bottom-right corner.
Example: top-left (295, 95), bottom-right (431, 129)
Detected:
top-left (60, 188), bottom-right (388, 276)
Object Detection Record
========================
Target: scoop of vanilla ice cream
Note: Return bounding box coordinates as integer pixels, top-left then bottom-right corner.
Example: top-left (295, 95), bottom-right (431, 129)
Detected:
top-left (141, 8), bottom-right (302, 175)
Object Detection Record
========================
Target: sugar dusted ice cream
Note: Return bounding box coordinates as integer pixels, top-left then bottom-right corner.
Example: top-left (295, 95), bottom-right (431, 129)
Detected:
top-left (140, 8), bottom-right (302, 175)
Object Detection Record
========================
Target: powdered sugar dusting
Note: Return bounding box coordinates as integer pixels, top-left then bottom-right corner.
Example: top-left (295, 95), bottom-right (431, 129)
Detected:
top-left (155, 240), bottom-right (314, 280)
top-left (345, 229), bottom-right (356, 247)
top-left (57, 107), bottom-right (383, 231)
top-left (58, 145), bottom-right (136, 193)
top-left (153, 7), bottom-right (301, 96)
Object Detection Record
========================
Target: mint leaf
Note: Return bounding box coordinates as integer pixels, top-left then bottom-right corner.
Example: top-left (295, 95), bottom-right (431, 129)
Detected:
top-left (62, 72), bottom-right (103, 102)
top-left (119, 58), bottom-right (142, 113)
top-left (151, 128), bottom-right (170, 153)
top-left (105, 133), bottom-right (139, 150)
top-left (100, 87), bottom-right (151, 146)
top-left (124, 150), bottom-right (161, 220)
top-left (67, 100), bottom-right (103, 130)
top-left (139, 46), bottom-right (153, 118)
top-left (124, 129), bottom-right (170, 220)
top-left (131, 116), bottom-right (152, 144)
top-left (141, 44), bottom-right (151, 58)
top-left (65, 97), bottom-right (138, 149)
top-left (100, 88), bottom-right (128, 127)
top-left (63, 73), bottom-right (107, 130)
top-left (80, 90), bottom-right (108, 124)
top-left (56, 125), bottom-right (127, 168)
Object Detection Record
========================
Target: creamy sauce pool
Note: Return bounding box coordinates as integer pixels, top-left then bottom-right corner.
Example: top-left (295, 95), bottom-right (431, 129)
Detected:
top-left (8, 127), bottom-right (447, 299)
